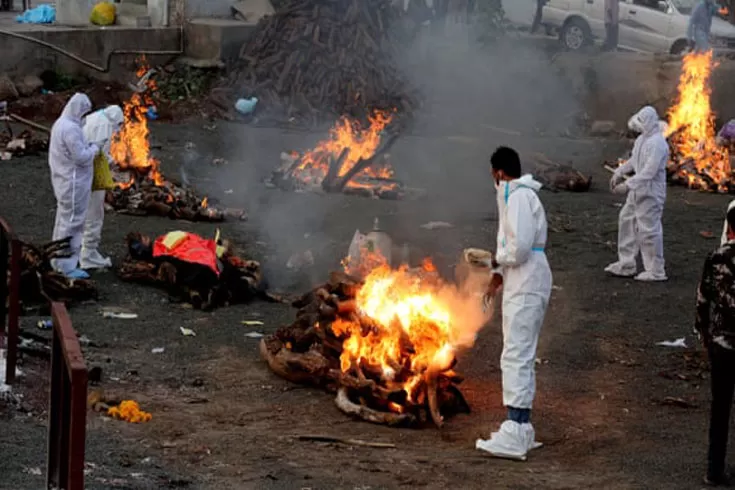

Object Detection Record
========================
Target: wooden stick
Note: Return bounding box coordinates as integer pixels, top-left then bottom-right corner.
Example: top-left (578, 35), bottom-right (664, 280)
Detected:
top-left (332, 132), bottom-right (400, 192)
top-left (294, 434), bottom-right (396, 449)
top-left (604, 164), bottom-right (630, 180)
top-left (322, 147), bottom-right (350, 192)
top-left (9, 113), bottom-right (50, 133)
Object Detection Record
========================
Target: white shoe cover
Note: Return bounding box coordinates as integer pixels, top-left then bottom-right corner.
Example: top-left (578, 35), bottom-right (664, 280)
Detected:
top-left (634, 270), bottom-right (667, 282)
top-left (475, 421), bottom-right (542, 461)
top-left (604, 261), bottom-right (636, 277)
top-left (80, 249), bottom-right (112, 270)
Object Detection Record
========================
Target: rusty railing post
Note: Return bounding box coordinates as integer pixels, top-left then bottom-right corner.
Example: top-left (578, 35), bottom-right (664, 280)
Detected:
top-left (47, 302), bottom-right (88, 490)
top-left (0, 216), bottom-right (21, 385)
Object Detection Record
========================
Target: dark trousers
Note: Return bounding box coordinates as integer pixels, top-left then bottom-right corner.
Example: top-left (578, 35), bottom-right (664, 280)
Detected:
top-left (708, 343), bottom-right (735, 477)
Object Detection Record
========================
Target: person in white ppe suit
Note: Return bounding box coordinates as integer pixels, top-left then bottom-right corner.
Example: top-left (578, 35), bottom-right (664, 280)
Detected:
top-left (721, 200), bottom-right (735, 246)
top-left (606, 106), bottom-right (669, 282)
top-left (81, 105), bottom-right (124, 269)
top-left (476, 146), bottom-right (552, 461)
top-left (49, 93), bottom-right (99, 279)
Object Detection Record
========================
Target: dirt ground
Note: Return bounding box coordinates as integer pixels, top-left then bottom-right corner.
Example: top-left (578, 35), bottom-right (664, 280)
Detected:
top-left (1, 36), bottom-right (732, 490)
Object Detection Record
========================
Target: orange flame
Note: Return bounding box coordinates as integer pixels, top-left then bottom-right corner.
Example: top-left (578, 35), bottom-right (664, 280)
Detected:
top-left (110, 59), bottom-right (165, 187)
top-left (332, 255), bottom-right (487, 410)
top-left (666, 51), bottom-right (730, 192)
top-left (290, 110), bottom-right (398, 192)
top-left (201, 197), bottom-right (208, 208)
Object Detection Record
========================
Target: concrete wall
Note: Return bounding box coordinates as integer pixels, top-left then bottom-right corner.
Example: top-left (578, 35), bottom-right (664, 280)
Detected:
top-left (185, 0), bottom-right (233, 18)
top-left (552, 52), bottom-right (735, 128)
top-left (0, 27), bottom-right (182, 81)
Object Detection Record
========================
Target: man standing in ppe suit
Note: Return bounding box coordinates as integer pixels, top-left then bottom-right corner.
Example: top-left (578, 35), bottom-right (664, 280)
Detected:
top-left (688, 0), bottom-right (719, 52)
top-left (606, 106), bottom-right (669, 282)
top-left (476, 146), bottom-right (552, 461)
top-left (81, 105), bottom-right (124, 269)
top-left (49, 93), bottom-right (99, 279)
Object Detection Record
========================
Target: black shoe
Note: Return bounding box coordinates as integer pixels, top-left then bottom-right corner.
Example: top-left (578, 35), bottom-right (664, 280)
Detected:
top-left (704, 472), bottom-right (731, 486)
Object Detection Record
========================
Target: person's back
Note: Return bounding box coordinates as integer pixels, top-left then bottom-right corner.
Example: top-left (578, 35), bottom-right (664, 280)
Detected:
top-left (696, 206), bottom-right (735, 486)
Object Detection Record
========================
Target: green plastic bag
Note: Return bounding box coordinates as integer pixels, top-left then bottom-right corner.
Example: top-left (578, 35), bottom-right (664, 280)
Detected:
top-left (90, 2), bottom-right (116, 26)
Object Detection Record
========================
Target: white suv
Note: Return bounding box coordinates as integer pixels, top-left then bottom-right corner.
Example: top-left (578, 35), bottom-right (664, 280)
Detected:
top-left (543, 0), bottom-right (735, 54)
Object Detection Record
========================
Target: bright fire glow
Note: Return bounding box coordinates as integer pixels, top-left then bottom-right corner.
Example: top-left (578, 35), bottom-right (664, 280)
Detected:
top-left (331, 258), bottom-right (486, 408)
top-left (666, 51), bottom-right (730, 192)
top-left (110, 60), bottom-right (164, 188)
top-left (107, 400), bottom-right (152, 423)
top-left (291, 110), bottom-right (397, 192)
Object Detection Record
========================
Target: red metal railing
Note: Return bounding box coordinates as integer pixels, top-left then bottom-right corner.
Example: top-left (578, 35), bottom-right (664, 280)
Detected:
top-left (0, 216), bottom-right (22, 385)
top-left (47, 302), bottom-right (88, 490)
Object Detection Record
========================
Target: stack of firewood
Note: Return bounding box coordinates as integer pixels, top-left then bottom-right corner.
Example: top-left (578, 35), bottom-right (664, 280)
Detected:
top-left (260, 271), bottom-right (470, 427)
top-left (0, 129), bottom-right (48, 160)
top-left (16, 237), bottom-right (97, 306)
top-left (229, 0), bottom-right (420, 127)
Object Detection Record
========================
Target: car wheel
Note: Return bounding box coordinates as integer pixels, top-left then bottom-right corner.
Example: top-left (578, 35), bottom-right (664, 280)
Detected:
top-left (560, 18), bottom-right (591, 51)
top-left (670, 39), bottom-right (689, 55)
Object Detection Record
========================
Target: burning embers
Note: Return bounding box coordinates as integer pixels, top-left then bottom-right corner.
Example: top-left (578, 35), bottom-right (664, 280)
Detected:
top-left (268, 111), bottom-right (407, 199)
top-left (107, 62), bottom-right (223, 221)
top-left (666, 51), bottom-right (732, 192)
top-left (261, 258), bottom-right (481, 428)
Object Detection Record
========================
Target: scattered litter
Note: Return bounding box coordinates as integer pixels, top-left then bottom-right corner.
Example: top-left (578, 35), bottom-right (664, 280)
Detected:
top-left (108, 400), bottom-right (152, 423)
top-left (130, 473), bottom-right (145, 479)
top-left (180, 327), bottom-right (196, 337)
top-left (37, 319), bottom-right (53, 330)
top-left (242, 320), bottom-right (264, 326)
top-left (700, 230), bottom-right (715, 239)
top-left (16, 4), bottom-right (56, 24)
top-left (78, 335), bottom-right (91, 346)
top-left (102, 311), bottom-right (138, 320)
top-left (151, 347), bottom-right (165, 354)
top-left (656, 337), bottom-right (687, 348)
top-left (245, 332), bottom-right (264, 339)
top-left (552, 285), bottom-right (563, 291)
top-left (235, 97), bottom-right (258, 115)
top-left (0, 152), bottom-right (12, 161)
top-left (23, 466), bottom-right (41, 476)
top-left (224, 189), bottom-right (234, 194)
top-left (6, 139), bottom-right (25, 151)
top-left (420, 221), bottom-right (453, 230)
top-left (212, 158), bottom-right (227, 165)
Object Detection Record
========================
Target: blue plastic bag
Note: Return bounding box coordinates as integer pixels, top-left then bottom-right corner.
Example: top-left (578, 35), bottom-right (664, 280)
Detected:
top-left (235, 97), bottom-right (258, 115)
top-left (16, 4), bottom-right (56, 24)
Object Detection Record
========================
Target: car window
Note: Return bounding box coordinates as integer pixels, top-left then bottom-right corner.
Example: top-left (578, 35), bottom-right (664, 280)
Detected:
top-left (632, 0), bottom-right (668, 12)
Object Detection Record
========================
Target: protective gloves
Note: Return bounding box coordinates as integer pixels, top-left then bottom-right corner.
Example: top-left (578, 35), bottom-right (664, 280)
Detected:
top-left (612, 181), bottom-right (628, 195)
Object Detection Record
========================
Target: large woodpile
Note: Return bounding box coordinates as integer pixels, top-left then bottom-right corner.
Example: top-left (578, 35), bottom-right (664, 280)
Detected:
top-left (229, 0), bottom-right (420, 127)
top-left (261, 270), bottom-right (470, 428)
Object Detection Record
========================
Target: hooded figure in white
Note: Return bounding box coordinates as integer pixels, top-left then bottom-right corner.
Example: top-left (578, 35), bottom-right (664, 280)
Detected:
top-left (81, 105), bottom-right (124, 269)
top-left (721, 200), bottom-right (735, 246)
top-left (606, 105), bottom-right (669, 282)
top-left (49, 93), bottom-right (99, 279)
top-left (476, 147), bottom-right (552, 461)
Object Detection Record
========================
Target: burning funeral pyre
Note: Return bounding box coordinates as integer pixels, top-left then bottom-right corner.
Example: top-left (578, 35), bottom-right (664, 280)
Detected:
top-left (261, 255), bottom-right (488, 428)
top-left (268, 110), bottom-right (408, 199)
top-left (108, 63), bottom-right (225, 221)
top-left (117, 231), bottom-right (271, 310)
top-left (229, 0), bottom-right (419, 128)
top-left (665, 51), bottom-right (732, 192)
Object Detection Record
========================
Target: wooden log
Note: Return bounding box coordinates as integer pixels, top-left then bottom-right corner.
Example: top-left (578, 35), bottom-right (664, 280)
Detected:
top-left (332, 132), bottom-right (401, 192)
top-left (322, 147), bottom-right (350, 192)
top-left (335, 387), bottom-right (415, 426)
top-left (260, 338), bottom-right (331, 385)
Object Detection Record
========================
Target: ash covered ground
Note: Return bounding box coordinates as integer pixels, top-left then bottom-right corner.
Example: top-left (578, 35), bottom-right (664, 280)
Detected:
top-left (0, 35), bottom-right (731, 489)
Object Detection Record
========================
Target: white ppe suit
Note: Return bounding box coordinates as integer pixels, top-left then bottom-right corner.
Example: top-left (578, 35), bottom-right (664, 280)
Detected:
top-left (721, 200), bottom-right (735, 246)
top-left (81, 105), bottom-right (124, 269)
top-left (607, 106), bottom-right (669, 281)
top-left (476, 174), bottom-right (552, 461)
top-left (49, 93), bottom-right (98, 275)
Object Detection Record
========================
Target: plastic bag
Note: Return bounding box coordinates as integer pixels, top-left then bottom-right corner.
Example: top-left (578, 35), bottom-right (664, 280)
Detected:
top-left (90, 2), bottom-right (116, 26)
top-left (92, 152), bottom-right (114, 191)
top-left (16, 4), bottom-right (55, 24)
